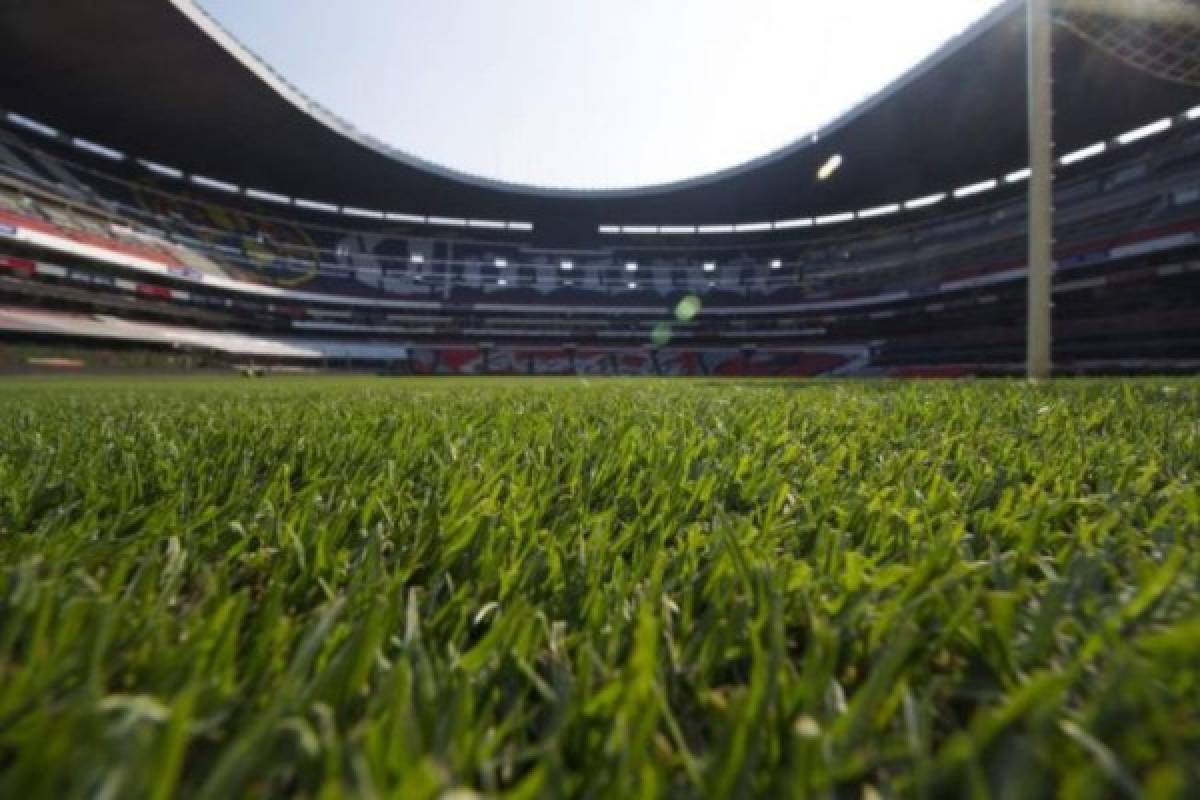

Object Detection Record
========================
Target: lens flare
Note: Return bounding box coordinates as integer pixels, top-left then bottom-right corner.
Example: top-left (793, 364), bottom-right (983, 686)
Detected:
top-left (817, 153), bottom-right (843, 181)
top-left (675, 295), bottom-right (702, 322)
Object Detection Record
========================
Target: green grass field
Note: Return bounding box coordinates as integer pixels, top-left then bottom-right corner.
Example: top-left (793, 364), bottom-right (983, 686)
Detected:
top-left (1, 377), bottom-right (1198, 798)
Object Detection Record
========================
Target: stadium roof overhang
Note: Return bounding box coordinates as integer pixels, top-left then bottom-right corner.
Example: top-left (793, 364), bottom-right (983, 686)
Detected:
top-left (1, 0), bottom-right (1198, 239)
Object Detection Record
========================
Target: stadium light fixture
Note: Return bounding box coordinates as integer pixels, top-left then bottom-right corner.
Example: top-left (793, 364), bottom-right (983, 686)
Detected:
top-left (770, 259), bottom-right (783, 270)
top-left (410, 253), bottom-right (425, 264)
top-left (953, 180), bottom-right (997, 198)
top-left (343, 207), bottom-right (384, 219)
top-left (1116, 118), bottom-right (1172, 145)
top-left (1005, 168), bottom-right (1032, 183)
top-left (295, 198), bottom-right (339, 213)
top-left (1187, 106), bottom-right (1200, 121)
top-left (560, 260), bottom-right (574, 271)
top-left (816, 212), bottom-right (854, 226)
top-left (703, 262), bottom-right (717, 273)
top-left (625, 262), bottom-right (638, 273)
top-left (191, 174), bottom-right (239, 194)
top-left (660, 225), bottom-right (696, 234)
top-left (858, 204), bottom-right (900, 219)
top-left (138, 159), bottom-right (183, 179)
top-left (6, 112), bottom-right (57, 138)
top-left (774, 218), bottom-right (814, 230)
top-left (72, 137), bottom-right (124, 161)
top-left (386, 212), bottom-right (426, 223)
top-left (598, 225), bottom-right (620, 234)
top-left (904, 193), bottom-right (946, 210)
top-left (247, 188), bottom-right (291, 204)
top-left (496, 278), bottom-right (507, 287)
top-left (507, 221), bottom-right (534, 232)
top-left (1059, 142), bottom-right (1106, 166)
top-left (817, 154), bottom-right (843, 181)
top-left (622, 225), bottom-right (657, 235)
top-left (494, 258), bottom-right (508, 269)
top-left (627, 281), bottom-right (638, 290)
top-left (697, 225), bottom-right (735, 234)
top-left (734, 222), bottom-right (772, 233)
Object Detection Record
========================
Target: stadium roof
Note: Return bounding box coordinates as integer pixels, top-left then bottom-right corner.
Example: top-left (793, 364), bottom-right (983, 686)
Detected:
top-left (1, 0), bottom-right (1198, 238)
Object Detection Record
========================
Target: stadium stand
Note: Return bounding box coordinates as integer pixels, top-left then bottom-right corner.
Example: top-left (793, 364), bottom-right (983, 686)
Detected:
top-left (2, 110), bottom-right (1199, 376)
top-left (0, 0), bottom-right (1198, 375)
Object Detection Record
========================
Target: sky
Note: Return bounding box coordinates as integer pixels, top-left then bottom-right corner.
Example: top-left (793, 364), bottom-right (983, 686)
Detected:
top-left (200, 0), bottom-right (1005, 190)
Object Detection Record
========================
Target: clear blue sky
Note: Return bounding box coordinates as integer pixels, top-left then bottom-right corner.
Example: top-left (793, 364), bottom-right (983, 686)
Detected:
top-left (200, 0), bottom-right (1004, 190)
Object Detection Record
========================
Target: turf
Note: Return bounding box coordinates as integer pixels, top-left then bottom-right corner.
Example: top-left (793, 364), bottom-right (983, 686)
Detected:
top-left (0, 377), bottom-right (1198, 798)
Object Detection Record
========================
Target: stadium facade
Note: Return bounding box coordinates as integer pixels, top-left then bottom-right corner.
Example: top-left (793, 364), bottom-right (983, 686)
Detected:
top-left (0, 0), bottom-right (1199, 376)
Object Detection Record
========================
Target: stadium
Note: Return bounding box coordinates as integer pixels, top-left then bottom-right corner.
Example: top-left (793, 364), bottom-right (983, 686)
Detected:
top-left (1, 0), bottom-right (1199, 797)
top-left (0, 0), bottom-right (1197, 376)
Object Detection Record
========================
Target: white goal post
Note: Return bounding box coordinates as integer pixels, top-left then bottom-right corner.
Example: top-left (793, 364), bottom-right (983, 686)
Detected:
top-left (1025, 0), bottom-right (1200, 379)
top-left (1027, 0), bottom-right (1054, 379)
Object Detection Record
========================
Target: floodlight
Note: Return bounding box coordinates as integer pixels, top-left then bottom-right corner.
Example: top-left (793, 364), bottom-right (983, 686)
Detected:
top-left (139, 159), bottom-right (184, 179)
top-left (247, 188), bottom-right (291, 204)
top-left (191, 174), bottom-right (239, 194)
top-left (952, 180), bottom-right (997, 198)
top-left (816, 212), bottom-right (853, 226)
top-left (1059, 142), bottom-right (1106, 166)
top-left (858, 204), bottom-right (900, 219)
top-left (73, 137), bottom-right (124, 161)
top-left (1116, 118), bottom-right (1171, 145)
top-left (905, 193), bottom-right (946, 209)
top-left (774, 218), bottom-right (813, 230)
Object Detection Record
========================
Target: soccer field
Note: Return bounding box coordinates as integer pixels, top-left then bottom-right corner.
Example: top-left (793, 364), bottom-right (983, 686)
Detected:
top-left (1, 377), bottom-right (1198, 798)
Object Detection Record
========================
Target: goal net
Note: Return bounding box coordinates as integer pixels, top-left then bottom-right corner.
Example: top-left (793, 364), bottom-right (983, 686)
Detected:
top-left (1057, 0), bottom-right (1200, 87)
